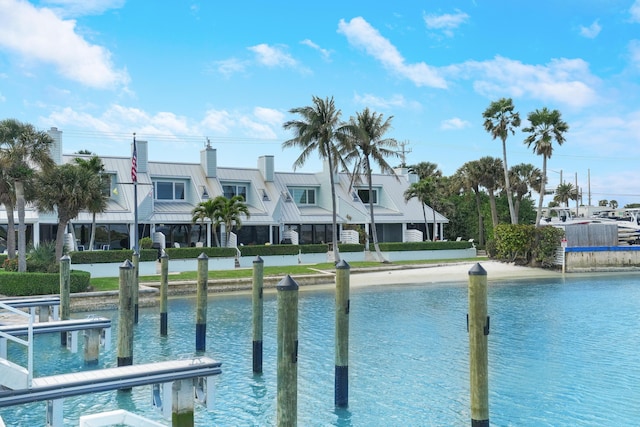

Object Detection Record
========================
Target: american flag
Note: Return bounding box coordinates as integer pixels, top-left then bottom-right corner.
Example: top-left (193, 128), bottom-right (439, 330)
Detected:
top-left (131, 137), bottom-right (137, 183)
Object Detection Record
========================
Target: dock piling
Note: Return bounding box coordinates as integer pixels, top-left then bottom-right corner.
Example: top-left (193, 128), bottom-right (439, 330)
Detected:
top-left (160, 253), bottom-right (169, 336)
top-left (277, 275), bottom-right (299, 427)
top-left (468, 263), bottom-right (490, 427)
top-left (195, 252), bottom-right (208, 352)
top-left (252, 255), bottom-right (264, 374)
top-left (334, 259), bottom-right (350, 407)
top-left (117, 260), bottom-right (135, 377)
top-left (59, 255), bottom-right (70, 346)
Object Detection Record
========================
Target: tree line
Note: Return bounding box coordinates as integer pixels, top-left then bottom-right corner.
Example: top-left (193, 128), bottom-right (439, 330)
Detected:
top-left (1, 96), bottom-right (570, 271)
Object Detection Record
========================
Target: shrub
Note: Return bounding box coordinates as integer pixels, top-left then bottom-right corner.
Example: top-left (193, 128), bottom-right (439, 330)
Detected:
top-left (493, 224), bottom-right (535, 264)
top-left (533, 226), bottom-right (565, 267)
top-left (2, 257), bottom-right (18, 272)
top-left (0, 270), bottom-right (90, 296)
top-left (139, 237), bottom-right (153, 249)
top-left (70, 249), bottom-right (158, 264)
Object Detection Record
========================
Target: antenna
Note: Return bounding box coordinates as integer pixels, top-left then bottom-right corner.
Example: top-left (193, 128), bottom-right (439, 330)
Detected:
top-left (397, 140), bottom-right (411, 166)
top-left (205, 137), bottom-right (211, 148)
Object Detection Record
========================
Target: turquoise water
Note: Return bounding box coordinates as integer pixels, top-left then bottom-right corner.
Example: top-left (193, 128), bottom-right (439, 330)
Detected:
top-left (1, 273), bottom-right (640, 426)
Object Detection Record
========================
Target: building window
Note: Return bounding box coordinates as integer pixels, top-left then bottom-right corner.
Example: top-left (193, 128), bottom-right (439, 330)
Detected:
top-left (357, 188), bottom-right (378, 204)
top-left (222, 184), bottom-right (247, 200)
top-left (154, 181), bottom-right (185, 200)
top-left (101, 174), bottom-right (113, 198)
top-left (290, 188), bottom-right (316, 205)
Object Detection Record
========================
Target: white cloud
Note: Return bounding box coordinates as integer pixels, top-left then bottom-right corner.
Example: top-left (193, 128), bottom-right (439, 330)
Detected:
top-left (0, 0), bottom-right (129, 89)
top-left (579, 20), bottom-right (601, 39)
top-left (459, 56), bottom-right (599, 108)
top-left (0, 92), bottom-right (5, 103)
top-left (253, 107), bottom-right (285, 126)
top-left (248, 44), bottom-right (297, 68)
top-left (441, 117), bottom-right (470, 130)
top-left (631, 0), bottom-right (640, 23)
top-left (338, 17), bottom-right (447, 89)
top-left (301, 39), bottom-right (331, 60)
top-left (423, 10), bottom-right (469, 37)
top-left (41, 0), bottom-right (125, 18)
top-left (353, 93), bottom-right (419, 110)
top-left (213, 58), bottom-right (247, 77)
top-left (201, 109), bottom-right (235, 133)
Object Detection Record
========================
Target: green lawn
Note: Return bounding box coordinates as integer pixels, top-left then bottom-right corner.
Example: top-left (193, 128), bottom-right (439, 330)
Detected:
top-left (87, 258), bottom-right (480, 292)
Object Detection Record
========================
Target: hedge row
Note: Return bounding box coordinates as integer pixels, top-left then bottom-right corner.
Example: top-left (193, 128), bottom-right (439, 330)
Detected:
top-left (0, 270), bottom-right (91, 296)
top-left (58, 241), bottom-right (471, 264)
top-left (378, 241), bottom-right (472, 252)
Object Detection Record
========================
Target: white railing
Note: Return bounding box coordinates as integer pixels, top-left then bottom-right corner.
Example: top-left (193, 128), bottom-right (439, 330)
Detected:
top-left (0, 302), bottom-right (33, 388)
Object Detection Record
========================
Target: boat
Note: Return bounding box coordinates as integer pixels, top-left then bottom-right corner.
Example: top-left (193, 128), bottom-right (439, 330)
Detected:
top-left (540, 207), bottom-right (640, 245)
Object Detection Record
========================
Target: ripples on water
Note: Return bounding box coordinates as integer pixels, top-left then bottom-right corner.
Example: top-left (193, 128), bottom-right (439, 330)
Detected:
top-left (1, 273), bottom-right (639, 426)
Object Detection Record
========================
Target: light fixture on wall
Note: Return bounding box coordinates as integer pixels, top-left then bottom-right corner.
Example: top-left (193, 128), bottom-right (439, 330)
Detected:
top-left (201, 186), bottom-right (209, 199)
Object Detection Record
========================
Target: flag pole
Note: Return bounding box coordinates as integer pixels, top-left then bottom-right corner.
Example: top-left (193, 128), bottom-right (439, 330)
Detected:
top-left (133, 133), bottom-right (139, 253)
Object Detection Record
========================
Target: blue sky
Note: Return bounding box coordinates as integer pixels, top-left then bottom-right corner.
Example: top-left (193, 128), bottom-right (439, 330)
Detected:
top-left (1, 0), bottom-right (639, 206)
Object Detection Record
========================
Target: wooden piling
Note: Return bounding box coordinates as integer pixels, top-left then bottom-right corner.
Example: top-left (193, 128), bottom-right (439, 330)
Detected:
top-left (468, 263), bottom-right (489, 427)
top-left (59, 255), bottom-right (71, 346)
top-left (132, 251), bottom-right (140, 324)
top-left (334, 259), bottom-right (350, 407)
top-left (195, 252), bottom-right (208, 352)
top-left (160, 253), bottom-right (169, 336)
top-left (117, 260), bottom-right (135, 371)
top-left (252, 255), bottom-right (264, 374)
top-left (277, 275), bottom-right (299, 427)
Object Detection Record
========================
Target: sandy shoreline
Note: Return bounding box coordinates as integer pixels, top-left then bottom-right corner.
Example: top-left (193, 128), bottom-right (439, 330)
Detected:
top-left (348, 260), bottom-right (564, 288)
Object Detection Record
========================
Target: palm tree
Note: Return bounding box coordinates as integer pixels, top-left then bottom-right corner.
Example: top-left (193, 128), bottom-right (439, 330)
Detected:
top-left (191, 197), bottom-right (225, 247)
top-left (0, 167), bottom-right (16, 259)
top-left (74, 155), bottom-right (108, 250)
top-left (217, 195), bottom-right (250, 246)
top-left (510, 163), bottom-right (543, 221)
top-left (407, 161), bottom-right (441, 181)
top-left (282, 96), bottom-right (349, 262)
top-left (342, 107), bottom-right (399, 262)
top-left (477, 156), bottom-right (504, 228)
top-left (404, 178), bottom-right (436, 241)
top-left (554, 182), bottom-right (577, 207)
top-left (453, 160), bottom-right (486, 245)
top-left (0, 119), bottom-right (54, 271)
top-left (483, 98), bottom-right (521, 225)
top-left (35, 163), bottom-right (100, 259)
top-left (523, 107), bottom-right (569, 225)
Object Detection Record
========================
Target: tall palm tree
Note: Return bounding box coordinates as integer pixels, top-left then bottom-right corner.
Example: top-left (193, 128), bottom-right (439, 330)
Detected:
top-left (217, 195), bottom-right (250, 246)
top-left (523, 107), bottom-right (569, 225)
top-left (191, 197), bottom-right (225, 247)
top-left (282, 96), bottom-right (349, 262)
top-left (453, 160), bottom-right (486, 245)
top-left (483, 98), bottom-right (521, 225)
top-left (0, 119), bottom-right (54, 271)
top-left (35, 163), bottom-right (99, 259)
top-left (509, 163), bottom-right (543, 221)
top-left (74, 155), bottom-right (108, 250)
top-left (404, 178), bottom-right (437, 241)
top-left (477, 156), bottom-right (504, 228)
top-left (342, 107), bottom-right (399, 263)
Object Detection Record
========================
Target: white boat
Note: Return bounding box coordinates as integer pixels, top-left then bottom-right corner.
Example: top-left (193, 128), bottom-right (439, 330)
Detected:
top-left (540, 207), bottom-right (640, 245)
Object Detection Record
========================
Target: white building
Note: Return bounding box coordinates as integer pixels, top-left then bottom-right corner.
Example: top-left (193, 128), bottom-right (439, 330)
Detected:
top-left (0, 128), bottom-right (448, 251)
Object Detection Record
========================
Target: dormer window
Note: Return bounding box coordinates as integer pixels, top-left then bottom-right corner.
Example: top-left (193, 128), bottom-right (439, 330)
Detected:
top-left (290, 188), bottom-right (316, 205)
top-left (154, 181), bottom-right (185, 201)
top-left (222, 183), bottom-right (247, 200)
top-left (357, 188), bottom-right (378, 204)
